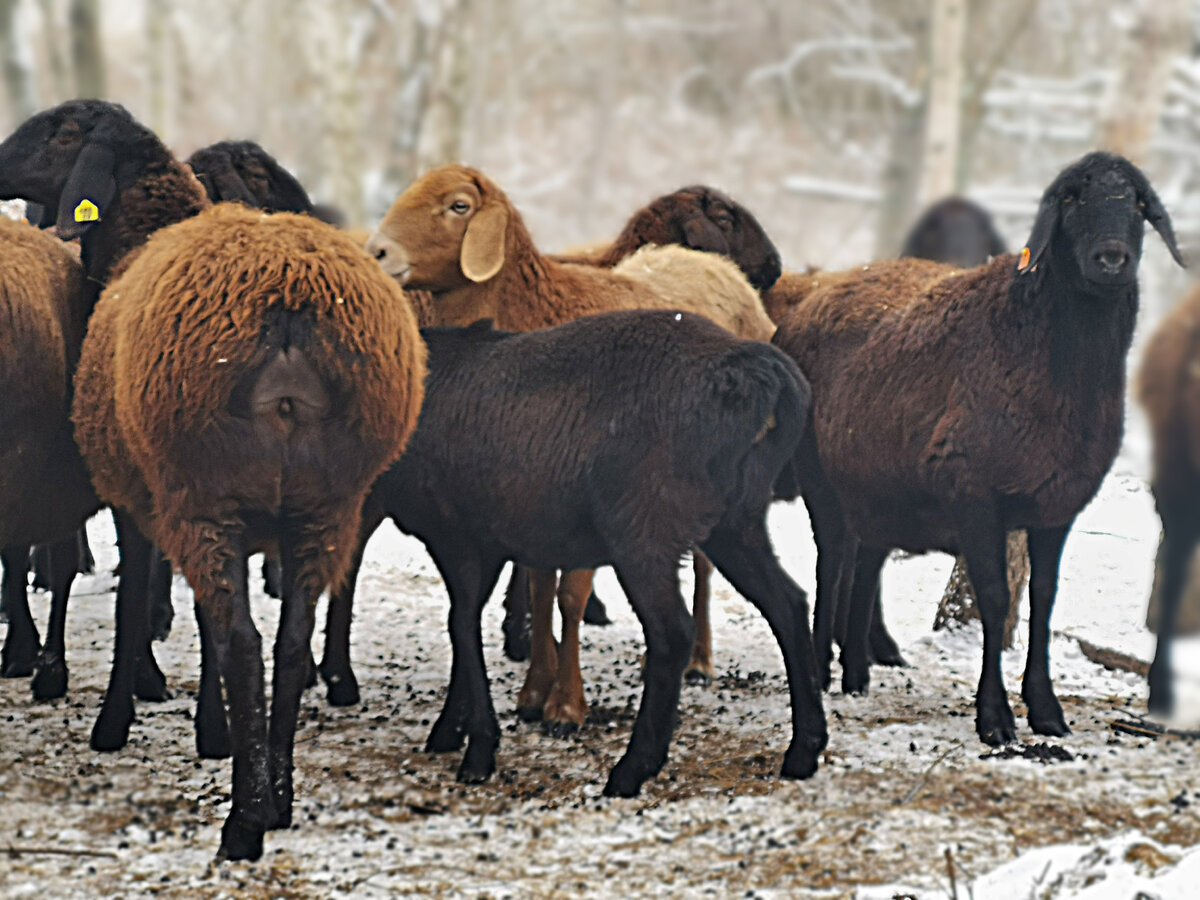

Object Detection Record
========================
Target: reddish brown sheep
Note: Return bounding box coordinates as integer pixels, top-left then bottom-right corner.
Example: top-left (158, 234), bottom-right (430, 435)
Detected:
top-left (0, 217), bottom-right (99, 700)
top-left (363, 164), bottom-right (773, 735)
top-left (0, 101), bottom-right (426, 862)
top-left (1138, 286), bottom-right (1200, 715)
top-left (774, 152), bottom-right (1182, 745)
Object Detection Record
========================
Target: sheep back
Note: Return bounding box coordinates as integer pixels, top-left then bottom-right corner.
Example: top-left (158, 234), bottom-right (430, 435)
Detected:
top-left (0, 217), bottom-right (98, 545)
top-left (73, 204), bottom-right (426, 589)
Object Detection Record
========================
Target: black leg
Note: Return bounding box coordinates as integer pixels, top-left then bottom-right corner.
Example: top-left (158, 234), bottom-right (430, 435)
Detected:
top-left (91, 512), bottom-right (153, 752)
top-left (954, 502), bottom-right (1017, 745)
top-left (134, 547), bottom-right (171, 702)
top-left (1022, 525), bottom-right (1070, 735)
top-left (604, 559), bottom-right (693, 797)
top-left (868, 586), bottom-right (906, 666)
top-left (582, 591), bottom-right (612, 626)
top-left (1, 545), bottom-right (38, 678)
top-left (318, 504), bottom-right (383, 707)
top-left (148, 549), bottom-right (174, 641)
top-left (702, 518), bottom-right (827, 782)
top-left (424, 549), bottom-right (505, 784)
top-left (840, 545), bottom-right (888, 696)
top-left (1148, 502), bottom-right (1197, 717)
top-left (31, 534), bottom-right (79, 699)
top-left (194, 602), bottom-right (231, 759)
top-left (501, 563), bottom-right (531, 662)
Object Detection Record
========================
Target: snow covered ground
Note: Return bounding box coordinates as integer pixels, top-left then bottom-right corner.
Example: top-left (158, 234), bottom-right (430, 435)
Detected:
top-left (2, 432), bottom-right (1198, 898)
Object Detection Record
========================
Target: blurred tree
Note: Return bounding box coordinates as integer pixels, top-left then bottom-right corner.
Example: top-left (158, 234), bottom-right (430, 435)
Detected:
top-left (918, 0), bottom-right (966, 206)
top-left (38, 0), bottom-right (68, 104)
top-left (1, 0), bottom-right (38, 128)
top-left (69, 0), bottom-right (104, 98)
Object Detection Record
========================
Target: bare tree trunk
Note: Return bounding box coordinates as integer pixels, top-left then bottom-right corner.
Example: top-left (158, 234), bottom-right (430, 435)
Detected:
top-left (1, 0), bottom-right (39, 128)
top-left (918, 0), bottom-right (966, 206)
top-left (69, 0), bottom-right (105, 98)
top-left (874, 96), bottom-right (926, 259)
top-left (578, 0), bottom-right (627, 232)
top-left (1096, 0), bottom-right (1190, 164)
top-left (934, 532), bottom-right (1027, 650)
top-left (145, 0), bottom-right (169, 138)
top-left (421, 0), bottom-right (473, 172)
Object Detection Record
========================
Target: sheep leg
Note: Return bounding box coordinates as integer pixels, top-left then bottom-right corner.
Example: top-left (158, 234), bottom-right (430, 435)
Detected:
top-left (501, 563), bottom-right (532, 662)
top-left (603, 560), bottom-right (692, 797)
top-left (90, 511), bottom-right (153, 752)
top-left (867, 589), bottom-right (906, 666)
top-left (134, 549), bottom-right (172, 701)
top-left (194, 602), bottom-right (231, 759)
top-left (516, 569), bottom-right (561, 721)
top-left (1148, 501), bottom-right (1196, 717)
top-left (30, 534), bottom-right (79, 700)
top-left (955, 506), bottom-right (1017, 745)
top-left (424, 552), bottom-right (505, 783)
top-left (0, 545), bottom-right (38, 677)
top-left (840, 545), bottom-right (888, 697)
top-left (318, 501), bottom-right (385, 708)
top-left (266, 537), bottom-right (319, 830)
top-left (542, 568), bottom-right (593, 737)
top-left (702, 519), bottom-right (827, 782)
top-left (582, 590), bottom-right (612, 626)
top-left (1021, 524), bottom-right (1071, 736)
top-left (684, 551), bottom-right (715, 685)
top-left (208, 541), bottom-right (274, 862)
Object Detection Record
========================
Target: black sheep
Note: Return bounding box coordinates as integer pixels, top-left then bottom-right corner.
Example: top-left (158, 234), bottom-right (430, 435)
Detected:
top-left (197, 311), bottom-right (828, 797)
top-left (774, 152), bottom-right (1182, 744)
top-left (900, 196), bottom-right (1007, 267)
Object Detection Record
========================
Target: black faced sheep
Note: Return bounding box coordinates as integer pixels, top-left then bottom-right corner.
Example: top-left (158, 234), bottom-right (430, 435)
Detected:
top-left (900, 196), bottom-right (1007, 267)
top-left (186, 139), bottom-right (342, 224)
top-left (0, 217), bottom-right (100, 700)
top-left (773, 152), bottom-right (1182, 745)
top-left (363, 164), bottom-right (775, 733)
top-left (1138, 286), bottom-right (1200, 715)
top-left (0, 100), bottom-right (426, 861)
top-left (288, 311), bottom-right (825, 798)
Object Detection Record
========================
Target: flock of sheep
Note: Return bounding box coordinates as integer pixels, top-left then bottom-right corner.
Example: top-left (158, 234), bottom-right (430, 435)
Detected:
top-left (0, 98), bottom-right (1192, 864)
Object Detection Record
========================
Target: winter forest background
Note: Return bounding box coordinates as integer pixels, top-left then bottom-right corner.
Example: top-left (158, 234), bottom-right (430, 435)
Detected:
top-left (0, 0), bottom-right (1197, 317)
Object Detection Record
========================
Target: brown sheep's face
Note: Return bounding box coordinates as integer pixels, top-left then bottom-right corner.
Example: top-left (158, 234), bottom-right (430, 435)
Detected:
top-left (367, 165), bottom-right (509, 293)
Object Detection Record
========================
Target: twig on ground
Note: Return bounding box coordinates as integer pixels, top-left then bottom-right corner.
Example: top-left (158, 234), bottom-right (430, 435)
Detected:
top-left (1065, 633), bottom-right (1150, 678)
top-left (896, 742), bottom-right (964, 806)
top-left (5, 845), bottom-right (119, 859)
top-left (1110, 719), bottom-right (1200, 740)
top-left (945, 846), bottom-right (959, 900)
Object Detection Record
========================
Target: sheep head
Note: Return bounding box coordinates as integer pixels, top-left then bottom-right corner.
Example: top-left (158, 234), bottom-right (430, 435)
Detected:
top-left (618, 185), bottom-right (782, 292)
top-left (0, 100), bottom-right (164, 241)
top-left (1019, 152), bottom-right (1183, 289)
top-left (900, 196), bottom-right (1006, 267)
top-left (367, 164), bottom-right (510, 292)
top-left (187, 140), bottom-right (321, 218)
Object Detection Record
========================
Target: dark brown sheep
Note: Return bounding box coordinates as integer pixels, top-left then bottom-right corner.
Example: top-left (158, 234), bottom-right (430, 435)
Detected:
top-left (0, 217), bottom-right (100, 700)
top-left (1138, 286), bottom-right (1200, 715)
top-left (0, 101), bottom-right (426, 861)
top-left (364, 164), bottom-right (774, 734)
top-left (900, 196), bottom-right (1007, 267)
top-left (774, 152), bottom-right (1182, 745)
top-left (275, 310), bottom-right (826, 798)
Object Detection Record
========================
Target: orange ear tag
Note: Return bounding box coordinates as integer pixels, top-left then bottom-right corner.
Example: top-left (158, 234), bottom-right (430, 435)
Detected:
top-left (1018, 247), bottom-right (1031, 271)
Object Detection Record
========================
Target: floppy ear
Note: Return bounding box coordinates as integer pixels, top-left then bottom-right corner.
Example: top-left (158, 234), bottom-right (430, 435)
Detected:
top-left (211, 168), bottom-right (259, 206)
top-left (55, 144), bottom-right (117, 240)
top-left (1139, 185), bottom-right (1185, 268)
top-left (1018, 195), bottom-right (1058, 275)
top-left (682, 215), bottom-right (729, 254)
top-left (460, 202), bottom-right (508, 282)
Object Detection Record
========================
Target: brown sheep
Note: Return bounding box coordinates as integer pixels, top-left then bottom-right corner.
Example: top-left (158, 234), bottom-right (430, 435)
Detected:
top-left (0, 101), bottom-right (426, 861)
top-left (0, 217), bottom-right (100, 700)
top-left (773, 152), bottom-right (1182, 745)
top-left (363, 164), bottom-right (773, 734)
top-left (1138, 285), bottom-right (1200, 715)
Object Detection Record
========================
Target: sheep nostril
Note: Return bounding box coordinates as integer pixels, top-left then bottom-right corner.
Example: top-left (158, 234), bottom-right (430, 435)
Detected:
top-left (374, 248), bottom-right (387, 261)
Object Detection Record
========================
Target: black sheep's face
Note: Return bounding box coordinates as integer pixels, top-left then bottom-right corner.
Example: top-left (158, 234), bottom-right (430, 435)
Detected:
top-left (1059, 168), bottom-right (1145, 289)
top-left (0, 106), bottom-right (90, 205)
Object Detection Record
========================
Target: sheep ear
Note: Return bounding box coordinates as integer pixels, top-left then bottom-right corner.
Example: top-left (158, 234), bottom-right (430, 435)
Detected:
top-left (682, 216), bottom-right (729, 254)
top-left (461, 203), bottom-right (508, 282)
top-left (1139, 188), bottom-right (1184, 268)
top-left (210, 168), bottom-right (259, 206)
top-left (55, 144), bottom-right (117, 240)
top-left (1018, 196), bottom-right (1058, 275)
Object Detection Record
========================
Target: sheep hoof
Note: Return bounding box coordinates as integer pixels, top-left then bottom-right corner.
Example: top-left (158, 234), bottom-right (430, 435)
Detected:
top-left (502, 625), bottom-right (531, 662)
top-left (321, 667), bottom-right (361, 707)
top-left (134, 658), bottom-right (171, 702)
top-left (303, 654), bottom-right (319, 690)
top-left (976, 706), bottom-right (1017, 746)
top-left (217, 815), bottom-right (265, 863)
top-left (841, 667), bottom-right (870, 697)
top-left (684, 669), bottom-right (712, 687)
top-left (516, 704), bottom-right (544, 723)
top-left (543, 719), bottom-right (579, 739)
top-left (31, 655), bottom-right (67, 700)
top-left (602, 761), bottom-right (647, 798)
top-left (1, 645), bottom-right (38, 679)
top-left (868, 635), bottom-right (907, 667)
top-left (456, 745), bottom-right (495, 784)
top-left (196, 727), bottom-right (232, 760)
top-left (425, 717), bottom-right (467, 753)
top-left (90, 708), bottom-right (132, 753)
top-left (582, 593), bottom-right (612, 626)
top-left (781, 739), bottom-right (824, 781)
top-left (1148, 685), bottom-right (1175, 718)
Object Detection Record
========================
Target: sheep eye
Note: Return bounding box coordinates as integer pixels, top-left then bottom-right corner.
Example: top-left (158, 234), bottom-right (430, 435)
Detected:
top-left (448, 200), bottom-right (470, 215)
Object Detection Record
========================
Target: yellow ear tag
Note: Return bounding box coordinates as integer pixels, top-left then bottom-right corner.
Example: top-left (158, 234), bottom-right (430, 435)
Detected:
top-left (1018, 247), bottom-right (1031, 271)
top-left (73, 198), bottom-right (100, 223)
